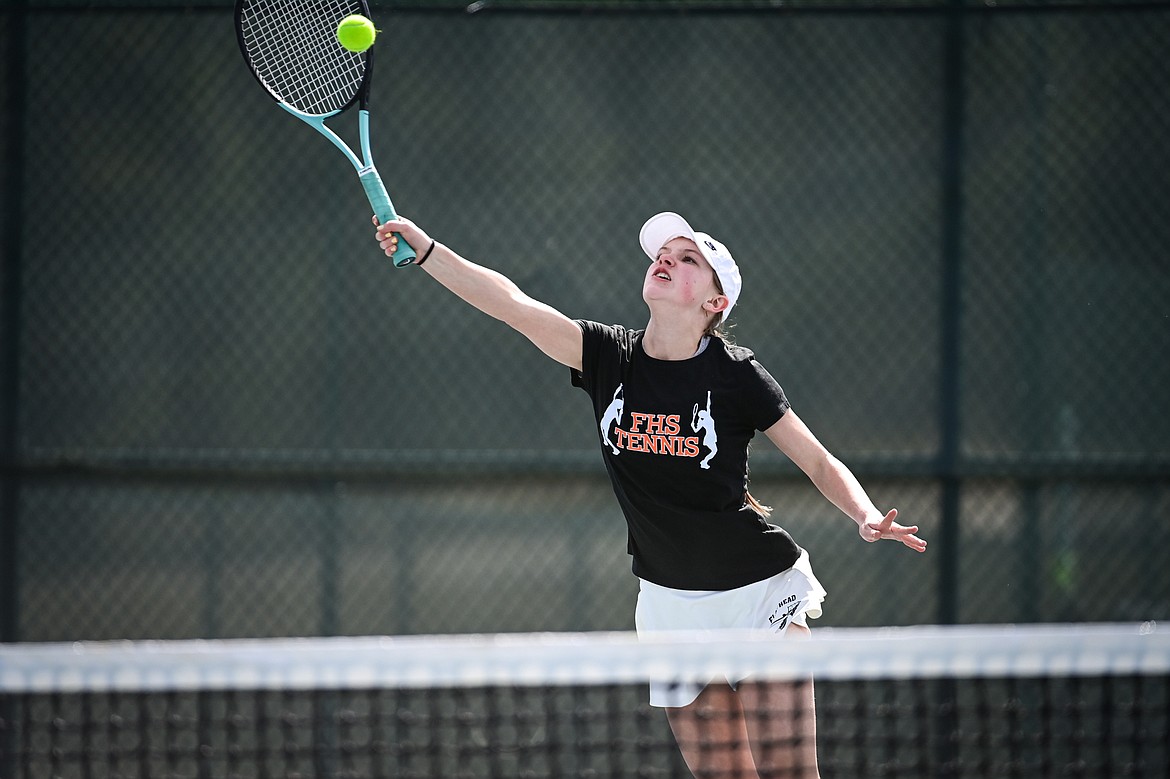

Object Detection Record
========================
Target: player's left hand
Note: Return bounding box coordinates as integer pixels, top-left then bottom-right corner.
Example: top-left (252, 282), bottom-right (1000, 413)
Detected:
top-left (859, 508), bottom-right (927, 553)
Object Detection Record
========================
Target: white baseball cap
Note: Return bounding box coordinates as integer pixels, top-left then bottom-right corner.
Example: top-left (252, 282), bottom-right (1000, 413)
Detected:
top-left (638, 212), bottom-right (742, 322)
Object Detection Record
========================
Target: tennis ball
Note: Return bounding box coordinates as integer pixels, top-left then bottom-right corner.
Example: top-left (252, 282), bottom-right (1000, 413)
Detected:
top-left (336, 15), bottom-right (377, 53)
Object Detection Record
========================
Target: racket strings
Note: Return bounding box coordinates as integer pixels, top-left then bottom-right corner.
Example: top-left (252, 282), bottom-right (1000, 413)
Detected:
top-left (239, 0), bottom-right (367, 115)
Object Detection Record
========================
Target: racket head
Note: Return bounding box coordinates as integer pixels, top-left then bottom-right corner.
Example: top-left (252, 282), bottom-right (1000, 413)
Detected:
top-left (235, 0), bottom-right (375, 117)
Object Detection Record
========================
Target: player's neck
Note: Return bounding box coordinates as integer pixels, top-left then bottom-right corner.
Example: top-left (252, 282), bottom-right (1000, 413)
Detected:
top-left (642, 316), bottom-right (707, 361)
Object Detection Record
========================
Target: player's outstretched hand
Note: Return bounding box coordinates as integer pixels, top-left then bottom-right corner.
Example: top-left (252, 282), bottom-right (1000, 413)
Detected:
top-left (372, 215), bottom-right (432, 263)
top-left (859, 508), bottom-right (927, 553)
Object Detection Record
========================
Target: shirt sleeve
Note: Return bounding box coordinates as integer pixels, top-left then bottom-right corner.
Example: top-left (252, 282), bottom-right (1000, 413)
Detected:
top-left (570, 319), bottom-right (613, 395)
top-left (741, 356), bottom-right (791, 431)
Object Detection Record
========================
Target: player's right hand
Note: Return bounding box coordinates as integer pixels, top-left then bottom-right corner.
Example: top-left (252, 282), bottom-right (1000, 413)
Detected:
top-left (372, 215), bottom-right (431, 262)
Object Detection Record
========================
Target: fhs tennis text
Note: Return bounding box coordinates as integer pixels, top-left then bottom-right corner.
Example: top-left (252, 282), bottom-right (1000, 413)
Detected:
top-left (610, 413), bottom-right (701, 458)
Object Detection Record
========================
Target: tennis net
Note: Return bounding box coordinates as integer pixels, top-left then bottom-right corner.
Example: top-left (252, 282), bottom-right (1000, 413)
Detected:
top-left (1, 623), bottom-right (1167, 778)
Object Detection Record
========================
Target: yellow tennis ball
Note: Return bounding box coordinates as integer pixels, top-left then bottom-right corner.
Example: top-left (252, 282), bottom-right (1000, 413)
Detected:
top-left (336, 15), bottom-right (377, 53)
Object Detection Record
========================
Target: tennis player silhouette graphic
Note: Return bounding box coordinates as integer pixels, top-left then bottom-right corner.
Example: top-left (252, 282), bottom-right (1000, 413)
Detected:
top-left (600, 384), bottom-right (625, 455)
top-left (692, 390), bottom-right (718, 469)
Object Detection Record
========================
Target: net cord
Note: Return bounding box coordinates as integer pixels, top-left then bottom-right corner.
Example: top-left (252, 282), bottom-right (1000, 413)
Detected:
top-left (1, 623), bottom-right (1166, 694)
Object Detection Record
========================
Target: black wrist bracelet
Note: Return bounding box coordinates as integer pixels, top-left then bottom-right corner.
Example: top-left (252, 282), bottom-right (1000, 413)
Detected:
top-left (416, 239), bottom-right (437, 267)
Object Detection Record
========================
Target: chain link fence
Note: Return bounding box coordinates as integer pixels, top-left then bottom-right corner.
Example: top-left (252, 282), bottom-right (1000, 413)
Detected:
top-left (1, 0), bottom-right (1167, 642)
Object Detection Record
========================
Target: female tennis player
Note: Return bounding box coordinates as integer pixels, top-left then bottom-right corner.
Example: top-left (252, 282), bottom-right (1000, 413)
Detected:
top-left (374, 212), bottom-right (926, 779)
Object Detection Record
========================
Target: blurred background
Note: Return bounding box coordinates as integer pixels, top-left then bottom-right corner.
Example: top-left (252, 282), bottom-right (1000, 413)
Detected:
top-left (1, 0), bottom-right (1167, 643)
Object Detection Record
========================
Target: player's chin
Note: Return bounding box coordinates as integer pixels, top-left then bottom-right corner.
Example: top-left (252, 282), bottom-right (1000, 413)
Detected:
top-left (641, 285), bottom-right (669, 308)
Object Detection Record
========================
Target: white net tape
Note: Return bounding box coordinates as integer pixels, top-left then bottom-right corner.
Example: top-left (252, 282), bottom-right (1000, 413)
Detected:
top-left (3, 622), bottom-right (1167, 694)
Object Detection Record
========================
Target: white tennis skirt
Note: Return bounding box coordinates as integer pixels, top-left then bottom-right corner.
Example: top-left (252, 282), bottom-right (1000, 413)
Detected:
top-left (634, 549), bottom-right (827, 708)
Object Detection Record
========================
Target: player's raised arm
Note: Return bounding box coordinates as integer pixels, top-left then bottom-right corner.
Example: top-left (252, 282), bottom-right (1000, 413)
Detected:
top-left (374, 216), bottom-right (583, 371)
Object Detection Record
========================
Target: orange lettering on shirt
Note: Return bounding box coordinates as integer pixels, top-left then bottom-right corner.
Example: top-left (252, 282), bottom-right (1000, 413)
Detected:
top-left (645, 414), bottom-right (675, 435)
top-left (664, 415), bottom-right (681, 436)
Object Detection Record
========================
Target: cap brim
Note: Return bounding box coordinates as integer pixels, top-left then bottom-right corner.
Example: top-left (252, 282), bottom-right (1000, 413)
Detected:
top-left (639, 212), bottom-right (699, 261)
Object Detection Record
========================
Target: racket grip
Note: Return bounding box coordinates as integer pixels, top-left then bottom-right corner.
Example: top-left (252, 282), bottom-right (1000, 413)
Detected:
top-left (359, 165), bottom-right (416, 267)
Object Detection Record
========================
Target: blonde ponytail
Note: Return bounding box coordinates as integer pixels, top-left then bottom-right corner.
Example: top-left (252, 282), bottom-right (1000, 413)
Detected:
top-left (746, 491), bottom-right (772, 518)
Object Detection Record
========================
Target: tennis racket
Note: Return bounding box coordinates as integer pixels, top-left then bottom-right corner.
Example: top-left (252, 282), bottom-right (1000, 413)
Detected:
top-left (235, 0), bottom-right (416, 265)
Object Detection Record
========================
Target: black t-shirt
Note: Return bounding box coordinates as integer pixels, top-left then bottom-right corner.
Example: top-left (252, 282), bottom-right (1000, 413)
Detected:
top-left (571, 320), bottom-right (802, 590)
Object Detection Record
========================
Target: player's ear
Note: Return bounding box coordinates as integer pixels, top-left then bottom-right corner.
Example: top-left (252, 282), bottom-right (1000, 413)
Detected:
top-left (703, 295), bottom-right (730, 315)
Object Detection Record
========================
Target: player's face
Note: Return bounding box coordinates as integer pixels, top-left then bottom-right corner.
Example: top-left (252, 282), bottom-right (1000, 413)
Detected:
top-left (643, 237), bottom-right (723, 315)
